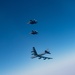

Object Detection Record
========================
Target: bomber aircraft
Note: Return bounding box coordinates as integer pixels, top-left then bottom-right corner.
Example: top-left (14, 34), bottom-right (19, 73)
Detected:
top-left (27, 19), bottom-right (37, 24)
top-left (31, 47), bottom-right (53, 60)
top-left (30, 30), bottom-right (38, 35)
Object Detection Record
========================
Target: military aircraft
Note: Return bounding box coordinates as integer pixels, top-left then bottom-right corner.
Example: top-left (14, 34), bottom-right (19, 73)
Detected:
top-left (31, 47), bottom-right (53, 60)
top-left (30, 30), bottom-right (38, 35)
top-left (27, 19), bottom-right (37, 24)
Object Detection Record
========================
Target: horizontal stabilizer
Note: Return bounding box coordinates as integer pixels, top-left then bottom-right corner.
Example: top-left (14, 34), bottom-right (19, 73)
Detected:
top-left (45, 50), bottom-right (51, 54)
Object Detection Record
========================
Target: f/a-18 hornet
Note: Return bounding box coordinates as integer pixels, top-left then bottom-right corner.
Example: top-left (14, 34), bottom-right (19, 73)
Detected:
top-left (31, 47), bottom-right (53, 60)
top-left (30, 30), bottom-right (38, 35)
top-left (27, 19), bottom-right (37, 24)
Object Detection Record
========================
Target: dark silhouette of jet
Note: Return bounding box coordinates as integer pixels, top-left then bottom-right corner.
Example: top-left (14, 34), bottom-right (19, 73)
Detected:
top-left (31, 47), bottom-right (53, 60)
top-left (30, 30), bottom-right (38, 35)
top-left (27, 19), bottom-right (37, 24)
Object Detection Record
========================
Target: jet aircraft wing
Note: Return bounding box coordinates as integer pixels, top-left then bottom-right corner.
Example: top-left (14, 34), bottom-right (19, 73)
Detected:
top-left (31, 47), bottom-right (38, 55)
top-left (41, 56), bottom-right (53, 60)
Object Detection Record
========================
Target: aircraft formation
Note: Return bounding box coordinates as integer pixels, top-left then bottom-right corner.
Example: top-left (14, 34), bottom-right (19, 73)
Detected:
top-left (27, 19), bottom-right (53, 60)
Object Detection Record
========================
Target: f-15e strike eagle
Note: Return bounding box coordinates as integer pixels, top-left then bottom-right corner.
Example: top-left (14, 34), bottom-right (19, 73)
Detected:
top-left (31, 47), bottom-right (53, 60)
top-left (30, 30), bottom-right (38, 35)
top-left (27, 19), bottom-right (37, 24)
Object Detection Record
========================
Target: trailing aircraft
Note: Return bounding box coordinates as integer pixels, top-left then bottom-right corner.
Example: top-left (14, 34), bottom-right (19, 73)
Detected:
top-left (31, 47), bottom-right (53, 60)
top-left (30, 30), bottom-right (38, 35)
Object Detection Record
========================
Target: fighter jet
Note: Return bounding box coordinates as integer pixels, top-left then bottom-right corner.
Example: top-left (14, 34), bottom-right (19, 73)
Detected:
top-left (27, 19), bottom-right (37, 24)
top-left (30, 30), bottom-right (38, 35)
top-left (31, 47), bottom-right (53, 60)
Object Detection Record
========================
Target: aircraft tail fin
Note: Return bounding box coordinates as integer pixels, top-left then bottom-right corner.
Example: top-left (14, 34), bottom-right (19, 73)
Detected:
top-left (45, 49), bottom-right (51, 54)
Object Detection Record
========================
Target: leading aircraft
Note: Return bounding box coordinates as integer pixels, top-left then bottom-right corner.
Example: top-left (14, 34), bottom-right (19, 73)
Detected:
top-left (31, 47), bottom-right (53, 60)
top-left (27, 19), bottom-right (37, 24)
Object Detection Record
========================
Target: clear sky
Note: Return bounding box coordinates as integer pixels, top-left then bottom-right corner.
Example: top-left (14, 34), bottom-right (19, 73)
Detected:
top-left (0, 0), bottom-right (75, 75)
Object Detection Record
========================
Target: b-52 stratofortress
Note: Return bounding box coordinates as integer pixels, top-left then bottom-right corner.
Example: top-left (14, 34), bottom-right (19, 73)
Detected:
top-left (30, 30), bottom-right (38, 35)
top-left (27, 19), bottom-right (37, 24)
top-left (31, 47), bottom-right (53, 60)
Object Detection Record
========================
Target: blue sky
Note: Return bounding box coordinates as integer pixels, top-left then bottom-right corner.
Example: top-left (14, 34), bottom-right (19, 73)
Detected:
top-left (0, 0), bottom-right (75, 75)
